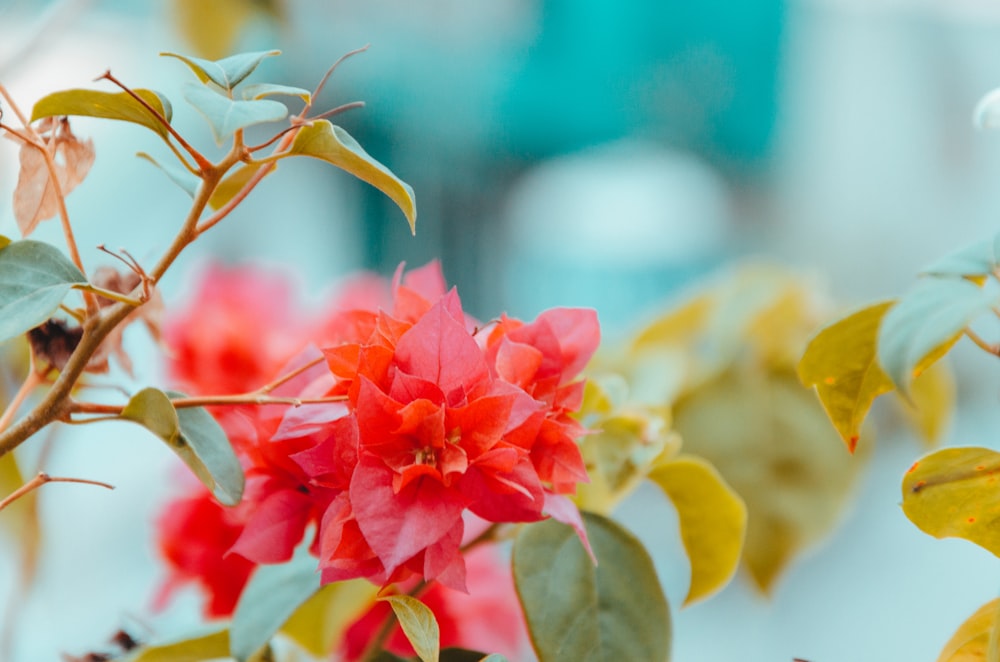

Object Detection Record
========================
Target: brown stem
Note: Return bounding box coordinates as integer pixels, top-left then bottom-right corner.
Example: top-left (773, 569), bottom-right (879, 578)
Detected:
top-left (96, 70), bottom-right (211, 172)
top-left (303, 44), bottom-right (370, 117)
top-left (964, 328), bottom-right (999, 356)
top-left (257, 356), bottom-right (326, 394)
top-left (68, 393), bottom-right (347, 416)
top-left (0, 472), bottom-right (113, 513)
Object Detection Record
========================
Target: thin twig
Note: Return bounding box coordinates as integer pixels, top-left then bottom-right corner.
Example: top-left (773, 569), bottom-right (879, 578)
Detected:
top-left (964, 328), bottom-right (1000, 356)
top-left (309, 101), bottom-right (365, 123)
top-left (303, 44), bottom-right (370, 118)
top-left (0, 369), bottom-right (42, 435)
top-left (96, 70), bottom-right (211, 172)
top-left (68, 393), bottom-right (347, 416)
top-left (257, 355), bottom-right (326, 394)
top-left (0, 472), bottom-right (113, 513)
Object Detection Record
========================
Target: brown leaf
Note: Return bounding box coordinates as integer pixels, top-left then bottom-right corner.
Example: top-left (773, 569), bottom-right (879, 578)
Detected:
top-left (12, 119), bottom-right (95, 237)
top-left (87, 266), bottom-right (163, 376)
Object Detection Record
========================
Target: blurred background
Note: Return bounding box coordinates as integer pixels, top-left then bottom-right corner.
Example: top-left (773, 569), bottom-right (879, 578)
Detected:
top-left (3, 0), bottom-right (1000, 660)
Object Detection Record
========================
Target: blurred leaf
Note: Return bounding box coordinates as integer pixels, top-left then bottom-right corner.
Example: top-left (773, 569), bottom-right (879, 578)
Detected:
top-left (878, 278), bottom-right (994, 395)
top-left (897, 358), bottom-right (955, 448)
top-left (0, 452), bottom-right (40, 581)
top-left (0, 240), bottom-right (87, 344)
top-left (126, 628), bottom-right (229, 662)
top-left (231, 551), bottom-right (320, 661)
top-left (922, 235), bottom-right (1000, 279)
top-left (121, 388), bottom-right (244, 505)
top-left (673, 369), bottom-right (861, 592)
top-left (169, 0), bottom-right (281, 60)
top-left (163, 50), bottom-right (281, 91)
top-left (902, 447), bottom-right (1000, 557)
top-left (209, 162), bottom-right (271, 210)
top-left (512, 512), bottom-right (670, 662)
top-left (798, 301), bottom-right (895, 453)
top-left (439, 650), bottom-right (507, 662)
top-left (241, 83), bottom-right (311, 103)
top-left (381, 595), bottom-right (440, 662)
top-left (630, 293), bottom-right (714, 351)
top-left (182, 82), bottom-right (287, 145)
top-left (282, 120), bottom-right (417, 233)
top-left (648, 455), bottom-right (746, 605)
top-left (12, 129), bottom-right (94, 236)
top-left (31, 89), bottom-right (173, 140)
top-left (137, 152), bottom-right (199, 198)
top-left (575, 409), bottom-right (678, 515)
top-left (281, 578), bottom-right (378, 657)
top-left (975, 88), bottom-right (1000, 130)
top-left (937, 598), bottom-right (1000, 662)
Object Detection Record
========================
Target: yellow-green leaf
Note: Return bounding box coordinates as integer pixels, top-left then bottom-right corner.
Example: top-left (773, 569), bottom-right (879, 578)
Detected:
top-left (648, 454), bottom-right (747, 605)
top-left (282, 120), bottom-right (417, 233)
top-left (897, 358), bottom-right (955, 448)
top-left (128, 628), bottom-right (229, 662)
top-left (673, 370), bottom-right (862, 592)
top-left (380, 595), bottom-right (439, 662)
top-left (209, 162), bottom-right (271, 210)
top-left (281, 579), bottom-right (378, 657)
top-left (798, 301), bottom-right (895, 453)
top-left (630, 293), bottom-right (714, 351)
top-left (902, 447), bottom-right (1000, 557)
top-left (169, 0), bottom-right (273, 61)
top-left (937, 598), bottom-right (1000, 662)
top-left (31, 89), bottom-right (173, 140)
top-left (0, 452), bottom-right (40, 581)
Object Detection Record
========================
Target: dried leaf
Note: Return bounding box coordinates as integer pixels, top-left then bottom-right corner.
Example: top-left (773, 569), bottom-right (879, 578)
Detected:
top-left (11, 120), bottom-right (95, 236)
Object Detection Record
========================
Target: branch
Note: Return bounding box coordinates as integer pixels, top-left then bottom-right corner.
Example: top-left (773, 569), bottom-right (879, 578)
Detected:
top-left (0, 471), bottom-right (113, 513)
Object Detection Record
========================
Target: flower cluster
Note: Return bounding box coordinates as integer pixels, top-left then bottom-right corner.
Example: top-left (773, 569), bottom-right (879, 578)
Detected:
top-left (154, 260), bottom-right (599, 617)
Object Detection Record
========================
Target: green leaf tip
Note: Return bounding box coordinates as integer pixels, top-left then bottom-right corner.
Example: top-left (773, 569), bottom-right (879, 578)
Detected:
top-left (161, 49), bottom-right (282, 90)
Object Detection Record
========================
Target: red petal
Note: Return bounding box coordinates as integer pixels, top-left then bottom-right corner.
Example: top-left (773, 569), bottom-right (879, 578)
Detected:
top-left (230, 487), bottom-right (313, 563)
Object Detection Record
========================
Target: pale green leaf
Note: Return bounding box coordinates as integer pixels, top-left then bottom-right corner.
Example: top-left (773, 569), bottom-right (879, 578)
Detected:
top-left (922, 236), bottom-right (1000, 279)
top-left (162, 50), bottom-right (281, 90)
top-left (673, 370), bottom-right (861, 592)
top-left (136, 152), bottom-right (199, 198)
top-left (121, 388), bottom-right (244, 505)
top-left (902, 447), bottom-right (1000, 557)
top-left (381, 595), bottom-right (440, 662)
top-left (281, 579), bottom-right (378, 657)
top-left (282, 120), bottom-right (416, 233)
top-left (798, 301), bottom-right (895, 453)
top-left (0, 240), bottom-right (87, 343)
top-left (241, 83), bottom-right (311, 103)
top-left (231, 551), bottom-right (320, 661)
top-left (513, 512), bottom-right (671, 662)
top-left (937, 598), bottom-right (1000, 662)
top-left (31, 88), bottom-right (172, 140)
top-left (182, 82), bottom-right (287, 145)
top-left (648, 455), bottom-right (747, 605)
top-left (878, 278), bottom-right (995, 395)
top-left (126, 628), bottom-right (229, 662)
top-left (209, 162), bottom-right (271, 210)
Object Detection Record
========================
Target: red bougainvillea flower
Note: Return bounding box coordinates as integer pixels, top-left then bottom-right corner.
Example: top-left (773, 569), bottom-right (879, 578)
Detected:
top-left (153, 486), bottom-right (255, 618)
top-left (339, 544), bottom-right (530, 661)
top-left (288, 277), bottom-right (599, 589)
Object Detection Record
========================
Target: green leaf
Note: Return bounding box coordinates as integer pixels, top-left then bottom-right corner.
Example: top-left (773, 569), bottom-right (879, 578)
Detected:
top-left (380, 595), bottom-right (440, 662)
top-left (230, 551), bottom-right (320, 662)
top-left (182, 82), bottom-right (288, 144)
top-left (902, 446), bottom-right (1000, 558)
top-left (162, 50), bottom-right (281, 90)
top-left (0, 240), bottom-right (87, 344)
top-left (798, 301), bottom-right (896, 452)
top-left (136, 152), bottom-right (199, 198)
top-left (937, 598), bottom-right (1000, 662)
top-left (126, 628), bottom-right (229, 662)
top-left (513, 512), bottom-right (671, 662)
top-left (878, 278), bottom-right (995, 395)
top-left (281, 578), bottom-right (378, 657)
top-left (209, 162), bottom-right (271, 210)
top-left (647, 455), bottom-right (747, 606)
top-left (241, 83), bottom-right (311, 103)
top-left (121, 388), bottom-right (244, 505)
top-left (31, 88), bottom-right (173, 140)
top-left (282, 120), bottom-right (417, 233)
top-left (922, 236), bottom-right (1000, 279)
top-left (673, 370), bottom-right (861, 593)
